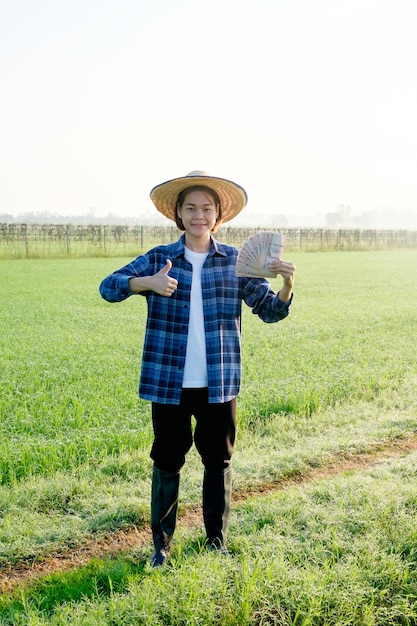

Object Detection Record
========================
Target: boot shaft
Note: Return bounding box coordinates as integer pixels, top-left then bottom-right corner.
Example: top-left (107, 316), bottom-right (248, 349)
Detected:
top-left (151, 466), bottom-right (180, 551)
top-left (203, 466), bottom-right (232, 548)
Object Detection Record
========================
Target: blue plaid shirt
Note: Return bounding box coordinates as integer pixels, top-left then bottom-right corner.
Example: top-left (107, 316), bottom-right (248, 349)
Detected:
top-left (99, 234), bottom-right (292, 404)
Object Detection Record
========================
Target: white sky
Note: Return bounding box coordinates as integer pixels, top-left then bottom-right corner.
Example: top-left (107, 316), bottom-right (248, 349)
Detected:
top-left (1, 0), bottom-right (416, 221)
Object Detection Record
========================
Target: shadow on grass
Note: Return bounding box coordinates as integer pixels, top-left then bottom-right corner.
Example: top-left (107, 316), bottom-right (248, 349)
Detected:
top-left (0, 554), bottom-right (149, 622)
top-left (0, 532), bottom-right (235, 622)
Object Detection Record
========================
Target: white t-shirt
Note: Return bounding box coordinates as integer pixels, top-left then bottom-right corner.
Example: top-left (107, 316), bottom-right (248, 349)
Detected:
top-left (182, 247), bottom-right (209, 388)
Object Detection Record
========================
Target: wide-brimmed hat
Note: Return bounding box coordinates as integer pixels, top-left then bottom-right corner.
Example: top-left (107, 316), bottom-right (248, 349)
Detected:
top-left (150, 170), bottom-right (248, 223)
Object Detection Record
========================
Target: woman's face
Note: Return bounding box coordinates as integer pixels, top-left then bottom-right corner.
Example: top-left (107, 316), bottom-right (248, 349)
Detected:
top-left (177, 190), bottom-right (219, 238)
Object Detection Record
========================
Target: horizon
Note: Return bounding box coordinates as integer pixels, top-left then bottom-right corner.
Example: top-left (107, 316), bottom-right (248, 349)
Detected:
top-left (2, 205), bottom-right (417, 231)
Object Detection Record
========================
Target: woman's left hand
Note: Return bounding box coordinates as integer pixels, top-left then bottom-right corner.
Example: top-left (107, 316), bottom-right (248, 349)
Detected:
top-left (269, 259), bottom-right (296, 286)
top-left (268, 259), bottom-right (296, 302)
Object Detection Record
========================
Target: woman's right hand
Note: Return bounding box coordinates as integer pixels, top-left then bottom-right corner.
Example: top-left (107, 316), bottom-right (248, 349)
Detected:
top-left (148, 260), bottom-right (178, 297)
top-left (128, 260), bottom-right (178, 296)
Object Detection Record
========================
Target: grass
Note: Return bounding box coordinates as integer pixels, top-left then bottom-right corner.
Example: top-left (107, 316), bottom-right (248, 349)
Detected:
top-left (2, 454), bottom-right (417, 624)
top-left (0, 249), bottom-right (417, 623)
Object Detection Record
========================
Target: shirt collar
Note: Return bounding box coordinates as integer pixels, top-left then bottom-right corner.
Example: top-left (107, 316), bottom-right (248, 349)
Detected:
top-left (171, 234), bottom-right (227, 259)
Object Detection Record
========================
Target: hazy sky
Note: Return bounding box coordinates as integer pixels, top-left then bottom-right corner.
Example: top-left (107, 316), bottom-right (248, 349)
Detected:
top-left (1, 0), bottom-right (416, 221)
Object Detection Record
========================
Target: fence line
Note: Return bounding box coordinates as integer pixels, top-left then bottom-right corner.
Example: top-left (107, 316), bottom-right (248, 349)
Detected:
top-left (1, 223), bottom-right (417, 258)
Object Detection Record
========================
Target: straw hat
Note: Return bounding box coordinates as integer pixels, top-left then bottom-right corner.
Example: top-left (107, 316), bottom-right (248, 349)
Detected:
top-left (150, 170), bottom-right (248, 223)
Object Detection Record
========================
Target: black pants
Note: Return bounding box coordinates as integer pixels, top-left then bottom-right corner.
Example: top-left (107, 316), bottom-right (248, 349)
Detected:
top-left (151, 388), bottom-right (236, 473)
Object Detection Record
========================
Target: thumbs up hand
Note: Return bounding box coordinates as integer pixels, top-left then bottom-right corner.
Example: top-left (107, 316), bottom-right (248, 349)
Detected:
top-left (150, 259), bottom-right (178, 297)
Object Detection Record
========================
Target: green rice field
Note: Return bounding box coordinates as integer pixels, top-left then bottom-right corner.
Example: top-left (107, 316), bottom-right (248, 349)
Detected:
top-left (1, 249), bottom-right (417, 624)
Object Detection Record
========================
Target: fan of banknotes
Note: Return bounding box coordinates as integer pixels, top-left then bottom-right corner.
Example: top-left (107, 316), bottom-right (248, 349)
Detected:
top-left (235, 231), bottom-right (285, 278)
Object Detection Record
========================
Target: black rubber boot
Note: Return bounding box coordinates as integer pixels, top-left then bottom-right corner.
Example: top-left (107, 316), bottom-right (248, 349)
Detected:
top-left (203, 465), bottom-right (232, 552)
top-left (150, 466), bottom-right (180, 567)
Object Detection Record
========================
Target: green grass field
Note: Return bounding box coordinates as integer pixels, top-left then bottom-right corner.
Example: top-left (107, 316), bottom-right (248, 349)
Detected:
top-left (1, 250), bottom-right (417, 624)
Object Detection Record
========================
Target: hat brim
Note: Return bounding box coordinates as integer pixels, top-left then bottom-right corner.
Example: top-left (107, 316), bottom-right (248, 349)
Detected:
top-left (150, 173), bottom-right (247, 223)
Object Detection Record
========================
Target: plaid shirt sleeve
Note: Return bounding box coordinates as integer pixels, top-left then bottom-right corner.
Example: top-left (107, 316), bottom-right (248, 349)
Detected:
top-left (99, 235), bottom-right (292, 405)
top-left (99, 254), bottom-right (152, 302)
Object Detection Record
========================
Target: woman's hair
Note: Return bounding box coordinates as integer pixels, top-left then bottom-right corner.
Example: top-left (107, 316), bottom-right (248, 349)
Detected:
top-left (175, 185), bottom-right (223, 233)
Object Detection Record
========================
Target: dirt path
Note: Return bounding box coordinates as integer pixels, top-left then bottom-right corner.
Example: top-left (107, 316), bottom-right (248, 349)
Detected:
top-left (2, 434), bottom-right (417, 595)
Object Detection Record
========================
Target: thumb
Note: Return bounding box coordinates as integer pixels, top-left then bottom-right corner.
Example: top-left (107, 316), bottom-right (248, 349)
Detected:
top-left (161, 259), bottom-right (172, 274)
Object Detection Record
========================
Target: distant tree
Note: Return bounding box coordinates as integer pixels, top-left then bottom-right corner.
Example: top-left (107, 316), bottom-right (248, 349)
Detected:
top-left (325, 212), bottom-right (343, 228)
top-left (270, 214), bottom-right (289, 227)
top-left (337, 204), bottom-right (352, 221)
top-left (325, 204), bottom-right (352, 228)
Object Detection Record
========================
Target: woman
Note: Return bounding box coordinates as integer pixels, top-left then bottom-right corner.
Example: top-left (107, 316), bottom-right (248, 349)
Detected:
top-left (99, 170), bottom-right (296, 566)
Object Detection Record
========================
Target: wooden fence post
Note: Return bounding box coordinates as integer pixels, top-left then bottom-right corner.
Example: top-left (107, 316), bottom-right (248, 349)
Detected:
top-left (103, 225), bottom-right (107, 254)
top-left (24, 224), bottom-right (29, 257)
top-left (66, 225), bottom-right (70, 255)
